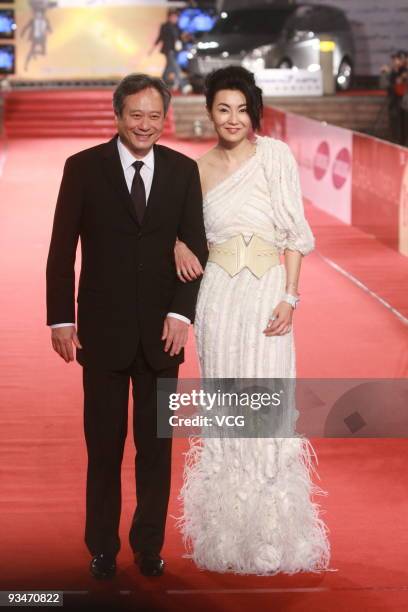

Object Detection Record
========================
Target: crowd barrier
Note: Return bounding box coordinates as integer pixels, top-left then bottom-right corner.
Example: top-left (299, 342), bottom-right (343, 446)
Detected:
top-left (262, 106), bottom-right (408, 257)
top-left (0, 92), bottom-right (7, 178)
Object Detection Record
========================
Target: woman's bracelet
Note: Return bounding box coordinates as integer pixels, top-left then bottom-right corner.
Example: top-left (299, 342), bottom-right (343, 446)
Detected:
top-left (282, 293), bottom-right (300, 309)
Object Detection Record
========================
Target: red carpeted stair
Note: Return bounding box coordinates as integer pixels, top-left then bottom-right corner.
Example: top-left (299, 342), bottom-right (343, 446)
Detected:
top-left (4, 90), bottom-right (175, 138)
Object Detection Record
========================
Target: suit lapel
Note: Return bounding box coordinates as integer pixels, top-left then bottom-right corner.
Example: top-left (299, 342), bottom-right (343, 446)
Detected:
top-left (101, 135), bottom-right (140, 226)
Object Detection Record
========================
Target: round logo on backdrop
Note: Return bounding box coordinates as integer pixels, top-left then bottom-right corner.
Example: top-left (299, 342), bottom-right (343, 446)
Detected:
top-left (313, 141), bottom-right (330, 180)
top-left (332, 147), bottom-right (351, 189)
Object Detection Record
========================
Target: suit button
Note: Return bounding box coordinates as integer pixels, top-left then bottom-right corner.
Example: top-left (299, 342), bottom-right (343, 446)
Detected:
top-left (138, 264), bottom-right (143, 271)
top-left (137, 232), bottom-right (142, 238)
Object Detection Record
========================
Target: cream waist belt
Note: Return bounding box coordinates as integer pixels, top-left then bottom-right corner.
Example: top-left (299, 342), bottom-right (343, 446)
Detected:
top-left (208, 234), bottom-right (280, 278)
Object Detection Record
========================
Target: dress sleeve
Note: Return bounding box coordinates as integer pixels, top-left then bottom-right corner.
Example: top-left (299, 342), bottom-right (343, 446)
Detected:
top-left (273, 140), bottom-right (315, 256)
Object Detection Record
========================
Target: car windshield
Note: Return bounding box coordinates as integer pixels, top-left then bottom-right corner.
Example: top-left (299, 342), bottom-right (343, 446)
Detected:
top-left (212, 8), bottom-right (295, 36)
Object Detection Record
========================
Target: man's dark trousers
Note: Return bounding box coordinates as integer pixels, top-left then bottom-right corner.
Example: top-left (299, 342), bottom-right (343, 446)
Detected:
top-left (83, 343), bottom-right (178, 557)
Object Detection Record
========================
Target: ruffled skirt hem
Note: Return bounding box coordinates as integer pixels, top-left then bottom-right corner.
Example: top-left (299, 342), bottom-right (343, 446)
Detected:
top-left (176, 435), bottom-right (331, 576)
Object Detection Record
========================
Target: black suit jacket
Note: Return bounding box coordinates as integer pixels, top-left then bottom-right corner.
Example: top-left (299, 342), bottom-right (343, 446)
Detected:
top-left (46, 136), bottom-right (208, 371)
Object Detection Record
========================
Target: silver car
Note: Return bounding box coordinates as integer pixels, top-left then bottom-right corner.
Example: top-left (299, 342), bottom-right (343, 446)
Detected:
top-left (188, 3), bottom-right (354, 91)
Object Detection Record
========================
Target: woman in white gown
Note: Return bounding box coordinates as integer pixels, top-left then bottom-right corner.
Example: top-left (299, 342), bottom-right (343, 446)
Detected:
top-left (174, 66), bottom-right (330, 575)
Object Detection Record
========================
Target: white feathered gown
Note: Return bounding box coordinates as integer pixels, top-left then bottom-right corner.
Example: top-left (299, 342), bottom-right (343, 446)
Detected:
top-left (179, 136), bottom-right (331, 575)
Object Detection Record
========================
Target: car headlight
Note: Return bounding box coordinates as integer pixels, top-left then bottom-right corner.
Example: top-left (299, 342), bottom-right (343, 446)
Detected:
top-left (197, 41), bottom-right (219, 50)
top-left (242, 45), bottom-right (272, 71)
top-left (243, 56), bottom-right (266, 71)
top-left (291, 30), bottom-right (316, 43)
top-left (246, 44), bottom-right (273, 59)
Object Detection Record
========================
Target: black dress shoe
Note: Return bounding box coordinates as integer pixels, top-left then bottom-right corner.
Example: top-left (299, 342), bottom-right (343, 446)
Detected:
top-left (134, 552), bottom-right (164, 577)
top-left (90, 553), bottom-right (116, 580)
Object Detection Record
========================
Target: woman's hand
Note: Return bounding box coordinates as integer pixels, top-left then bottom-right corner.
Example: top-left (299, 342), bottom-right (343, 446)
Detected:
top-left (174, 239), bottom-right (204, 283)
top-left (263, 301), bottom-right (294, 336)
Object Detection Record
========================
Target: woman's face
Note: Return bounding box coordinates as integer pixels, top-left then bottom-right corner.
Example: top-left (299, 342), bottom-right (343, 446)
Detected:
top-left (209, 89), bottom-right (253, 145)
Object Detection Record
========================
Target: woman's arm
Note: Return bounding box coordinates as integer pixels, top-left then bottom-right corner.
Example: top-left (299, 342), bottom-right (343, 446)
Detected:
top-left (283, 249), bottom-right (302, 296)
top-left (263, 140), bottom-right (311, 336)
top-left (174, 238), bottom-right (204, 283)
top-left (173, 156), bottom-right (209, 283)
top-left (263, 249), bottom-right (302, 337)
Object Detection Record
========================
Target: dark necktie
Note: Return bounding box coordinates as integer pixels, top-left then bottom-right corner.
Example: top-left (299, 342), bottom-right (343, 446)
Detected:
top-left (131, 160), bottom-right (146, 225)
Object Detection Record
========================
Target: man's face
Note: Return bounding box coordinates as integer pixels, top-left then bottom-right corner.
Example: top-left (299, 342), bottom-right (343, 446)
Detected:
top-left (115, 87), bottom-right (166, 158)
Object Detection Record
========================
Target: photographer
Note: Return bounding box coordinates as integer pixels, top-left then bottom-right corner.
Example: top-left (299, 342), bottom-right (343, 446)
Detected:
top-left (380, 50), bottom-right (408, 145)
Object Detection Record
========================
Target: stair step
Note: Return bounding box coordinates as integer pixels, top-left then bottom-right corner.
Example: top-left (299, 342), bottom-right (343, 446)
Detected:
top-left (7, 126), bottom-right (175, 135)
top-left (6, 119), bottom-right (117, 127)
top-left (4, 90), bottom-right (175, 138)
top-left (6, 107), bottom-right (115, 115)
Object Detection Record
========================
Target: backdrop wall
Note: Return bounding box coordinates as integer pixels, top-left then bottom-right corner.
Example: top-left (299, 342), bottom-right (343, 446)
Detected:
top-left (14, 0), bottom-right (169, 79)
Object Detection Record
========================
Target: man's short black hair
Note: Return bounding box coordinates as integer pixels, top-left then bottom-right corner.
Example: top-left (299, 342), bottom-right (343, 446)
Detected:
top-left (113, 73), bottom-right (171, 117)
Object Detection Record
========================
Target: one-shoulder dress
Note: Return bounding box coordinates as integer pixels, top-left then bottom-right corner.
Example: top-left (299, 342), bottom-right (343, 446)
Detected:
top-left (179, 136), bottom-right (331, 575)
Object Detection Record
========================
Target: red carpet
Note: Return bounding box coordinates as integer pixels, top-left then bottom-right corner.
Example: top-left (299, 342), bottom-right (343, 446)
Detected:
top-left (0, 137), bottom-right (407, 611)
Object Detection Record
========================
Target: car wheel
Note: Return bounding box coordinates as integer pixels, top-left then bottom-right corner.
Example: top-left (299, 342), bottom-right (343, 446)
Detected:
top-left (337, 57), bottom-right (353, 91)
top-left (277, 58), bottom-right (293, 69)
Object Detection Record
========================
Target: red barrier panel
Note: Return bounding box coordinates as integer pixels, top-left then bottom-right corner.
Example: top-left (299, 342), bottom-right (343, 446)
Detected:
top-left (400, 161), bottom-right (408, 256)
top-left (351, 133), bottom-right (408, 251)
top-left (263, 107), bottom-right (352, 225)
top-left (262, 106), bottom-right (286, 142)
top-left (263, 104), bottom-right (408, 257)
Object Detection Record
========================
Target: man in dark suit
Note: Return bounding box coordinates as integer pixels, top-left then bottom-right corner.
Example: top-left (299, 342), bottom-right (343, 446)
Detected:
top-left (46, 74), bottom-right (208, 579)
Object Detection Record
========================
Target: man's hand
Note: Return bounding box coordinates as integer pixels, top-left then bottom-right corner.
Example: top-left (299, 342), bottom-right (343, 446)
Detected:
top-left (51, 325), bottom-right (82, 363)
top-left (162, 316), bottom-right (189, 356)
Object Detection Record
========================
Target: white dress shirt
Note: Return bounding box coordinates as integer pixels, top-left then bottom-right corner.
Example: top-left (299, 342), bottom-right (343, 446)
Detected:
top-left (51, 138), bottom-right (190, 328)
top-left (117, 136), bottom-right (155, 199)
